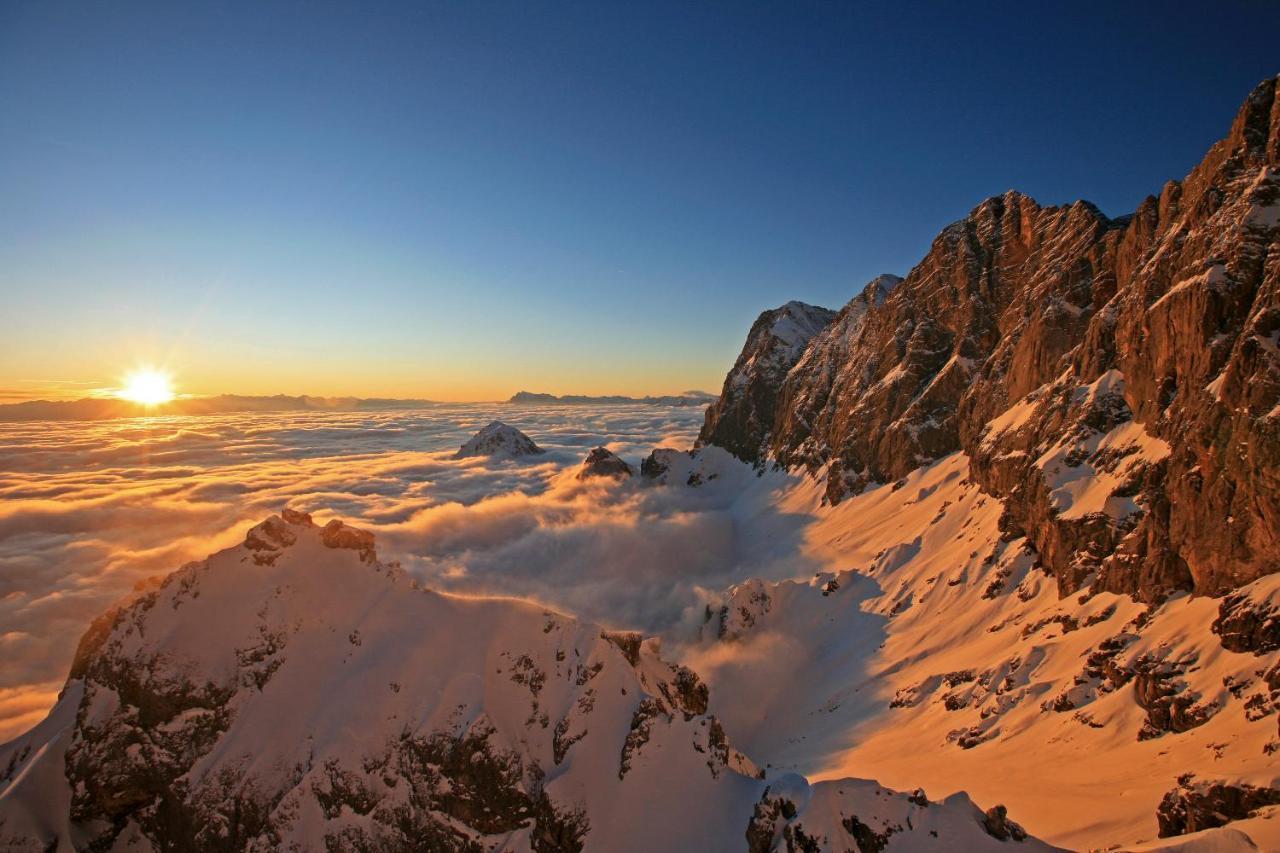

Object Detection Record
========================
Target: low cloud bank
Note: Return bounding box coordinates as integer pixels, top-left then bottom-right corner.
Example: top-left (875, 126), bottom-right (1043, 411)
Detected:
top-left (0, 403), bottom-right (819, 741)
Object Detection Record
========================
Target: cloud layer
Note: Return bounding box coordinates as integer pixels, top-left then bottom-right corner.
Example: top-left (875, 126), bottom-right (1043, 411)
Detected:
top-left (0, 404), bottom-right (820, 741)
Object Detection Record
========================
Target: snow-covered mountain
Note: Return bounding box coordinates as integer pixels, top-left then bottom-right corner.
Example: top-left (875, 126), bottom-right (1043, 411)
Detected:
top-left (686, 454), bottom-right (1280, 850)
top-left (0, 512), bottom-right (1051, 852)
top-left (455, 421), bottom-right (546, 459)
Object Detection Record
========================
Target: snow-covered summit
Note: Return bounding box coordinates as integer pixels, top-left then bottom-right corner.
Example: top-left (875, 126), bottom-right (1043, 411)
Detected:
top-left (864, 272), bottom-right (903, 303)
top-left (454, 419), bottom-right (545, 459)
top-left (767, 301), bottom-right (839, 359)
top-left (696, 300), bottom-right (837, 464)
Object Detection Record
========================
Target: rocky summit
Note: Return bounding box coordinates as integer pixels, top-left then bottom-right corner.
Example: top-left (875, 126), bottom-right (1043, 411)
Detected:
top-left (576, 446), bottom-right (633, 480)
top-left (698, 300), bottom-right (838, 464)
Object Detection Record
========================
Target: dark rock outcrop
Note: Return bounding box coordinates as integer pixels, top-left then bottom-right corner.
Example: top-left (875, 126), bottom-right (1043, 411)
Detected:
top-left (1213, 577), bottom-right (1280, 653)
top-left (640, 448), bottom-right (682, 479)
top-left (1156, 775), bottom-right (1280, 837)
top-left (1130, 658), bottom-right (1217, 739)
top-left (981, 804), bottom-right (1028, 842)
top-left (576, 446), bottom-right (633, 480)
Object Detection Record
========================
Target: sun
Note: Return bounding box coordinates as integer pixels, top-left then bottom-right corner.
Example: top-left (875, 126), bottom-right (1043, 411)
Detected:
top-left (118, 368), bottom-right (176, 405)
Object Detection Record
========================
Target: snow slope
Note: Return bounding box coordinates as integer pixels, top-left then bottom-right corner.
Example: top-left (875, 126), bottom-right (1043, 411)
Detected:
top-left (682, 453), bottom-right (1280, 850)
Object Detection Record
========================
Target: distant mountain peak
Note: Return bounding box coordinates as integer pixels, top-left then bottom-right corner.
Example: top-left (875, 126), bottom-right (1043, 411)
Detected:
top-left (576, 446), bottom-right (633, 480)
top-left (507, 390), bottom-right (716, 407)
top-left (454, 420), bottom-right (545, 458)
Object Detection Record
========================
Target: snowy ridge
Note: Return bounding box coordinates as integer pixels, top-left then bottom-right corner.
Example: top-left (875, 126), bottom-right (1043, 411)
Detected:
top-left (0, 510), bottom-right (1057, 852)
top-left (725, 301), bottom-right (837, 397)
top-left (764, 302), bottom-right (841, 363)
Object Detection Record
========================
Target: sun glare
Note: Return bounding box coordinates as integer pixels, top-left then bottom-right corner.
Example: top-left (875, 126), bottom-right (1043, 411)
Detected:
top-left (119, 368), bottom-right (176, 405)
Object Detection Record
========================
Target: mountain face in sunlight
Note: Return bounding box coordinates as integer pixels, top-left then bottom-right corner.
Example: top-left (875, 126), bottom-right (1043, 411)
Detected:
top-left (704, 76), bottom-right (1280, 600)
top-left (2, 77), bottom-right (1279, 852)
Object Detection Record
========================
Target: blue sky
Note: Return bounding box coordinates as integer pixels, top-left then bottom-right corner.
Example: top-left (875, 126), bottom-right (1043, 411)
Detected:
top-left (2, 1), bottom-right (1277, 399)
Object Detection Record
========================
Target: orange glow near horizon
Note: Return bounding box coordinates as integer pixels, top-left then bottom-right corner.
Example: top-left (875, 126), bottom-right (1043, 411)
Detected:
top-left (0, 348), bottom-right (726, 405)
top-left (117, 368), bottom-right (177, 405)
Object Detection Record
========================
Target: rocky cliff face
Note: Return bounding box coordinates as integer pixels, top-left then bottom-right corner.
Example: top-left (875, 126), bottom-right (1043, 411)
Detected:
top-left (697, 300), bottom-right (837, 464)
top-left (702, 76), bottom-right (1280, 602)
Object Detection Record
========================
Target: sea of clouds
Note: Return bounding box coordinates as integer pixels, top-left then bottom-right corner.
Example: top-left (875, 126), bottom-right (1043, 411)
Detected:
top-left (0, 404), bottom-right (823, 741)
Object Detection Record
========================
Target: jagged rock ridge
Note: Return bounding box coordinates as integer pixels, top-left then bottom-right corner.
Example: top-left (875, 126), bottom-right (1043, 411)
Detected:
top-left (700, 76), bottom-right (1280, 602)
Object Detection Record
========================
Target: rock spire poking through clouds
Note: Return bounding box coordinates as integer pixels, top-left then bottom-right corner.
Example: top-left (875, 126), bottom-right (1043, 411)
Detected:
top-left (576, 446), bottom-right (633, 480)
top-left (454, 420), bottom-right (545, 459)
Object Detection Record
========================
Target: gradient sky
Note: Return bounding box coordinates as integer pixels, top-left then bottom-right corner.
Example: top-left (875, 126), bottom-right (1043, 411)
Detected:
top-left (2, 2), bottom-right (1278, 401)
